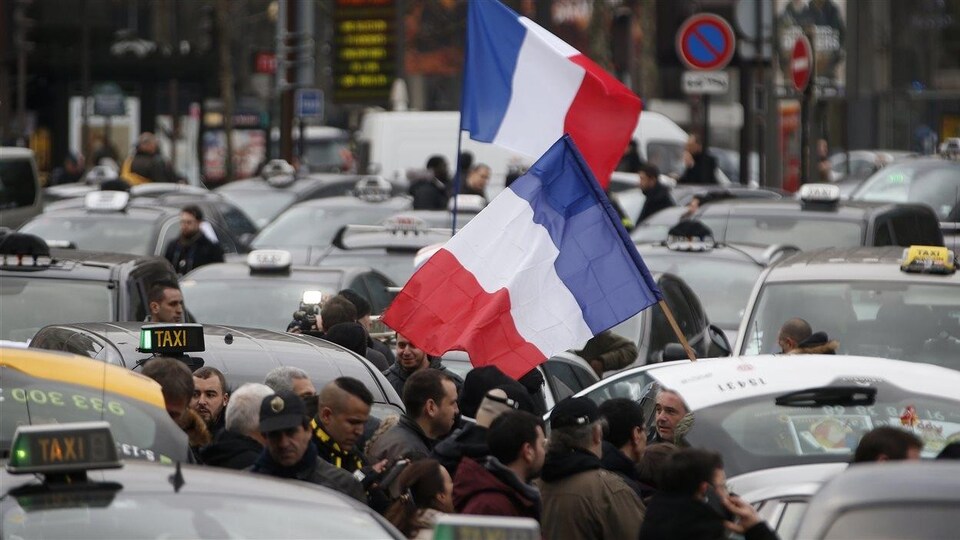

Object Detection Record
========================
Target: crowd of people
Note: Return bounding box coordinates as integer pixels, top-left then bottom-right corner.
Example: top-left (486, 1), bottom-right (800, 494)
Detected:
top-left (133, 297), bottom-right (952, 540)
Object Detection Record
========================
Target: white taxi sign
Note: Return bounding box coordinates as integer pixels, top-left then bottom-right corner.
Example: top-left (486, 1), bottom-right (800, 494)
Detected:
top-left (798, 183), bottom-right (840, 203)
top-left (901, 245), bottom-right (956, 274)
top-left (448, 194), bottom-right (487, 213)
top-left (246, 249), bottom-right (292, 270)
top-left (83, 191), bottom-right (130, 212)
top-left (354, 176), bottom-right (392, 202)
top-left (382, 215), bottom-right (427, 234)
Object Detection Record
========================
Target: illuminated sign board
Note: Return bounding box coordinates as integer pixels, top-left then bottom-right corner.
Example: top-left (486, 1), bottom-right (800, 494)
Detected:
top-left (139, 324), bottom-right (206, 354)
top-left (333, 0), bottom-right (397, 104)
top-left (7, 422), bottom-right (121, 475)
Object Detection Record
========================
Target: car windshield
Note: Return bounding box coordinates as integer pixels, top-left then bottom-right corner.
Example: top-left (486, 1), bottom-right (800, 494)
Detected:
top-left (180, 279), bottom-right (340, 331)
top-left (703, 215), bottom-right (863, 250)
top-left (252, 204), bottom-right (404, 249)
top-left (222, 191), bottom-right (298, 229)
top-left (854, 163), bottom-right (960, 220)
top-left (647, 141), bottom-right (685, 177)
top-left (0, 490), bottom-right (390, 539)
top-left (740, 281), bottom-right (960, 369)
top-left (0, 278), bottom-right (113, 342)
top-left (20, 215), bottom-right (156, 255)
top-left (584, 374), bottom-right (960, 477)
top-left (0, 366), bottom-right (187, 462)
top-left (640, 252), bottom-right (762, 328)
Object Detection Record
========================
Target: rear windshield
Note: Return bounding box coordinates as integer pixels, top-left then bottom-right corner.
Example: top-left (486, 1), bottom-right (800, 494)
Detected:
top-left (0, 159), bottom-right (37, 209)
top-left (180, 279), bottom-right (338, 332)
top-left (20, 215), bottom-right (156, 255)
top-left (1, 490), bottom-right (390, 539)
top-left (704, 216), bottom-right (863, 250)
top-left (252, 205), bottom-right (401, 249)
top-left (0, 278), bottom-right (113, 342)
top-left (222, 191), bottom-right (298, 229)
top-left (0, 366), bottom-right (188, 462)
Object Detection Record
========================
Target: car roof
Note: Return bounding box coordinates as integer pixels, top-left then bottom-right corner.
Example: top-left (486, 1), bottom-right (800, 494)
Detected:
top-left (795, 462), bottom-right (960, 538)
top-left (285, 194), bottom-right (411, 210)
top-left (760, 246), bottom-right (960, 283)
top-left (582, 354), bottom-right (960, 410)
top-left (38, 202), bottom-right (176, 219)
top-left (1, 460), bottom-right (379, 510)
top-left (33, 322), bottom-right (401, 407)
top-left (635, 242), bottom-right (789, 267)
top-left (182, 261), bottom-right (350, 281)
top-left (697, 197), bottom-right (905, 219)
top-left (1, 347), bottom-right (165, 409)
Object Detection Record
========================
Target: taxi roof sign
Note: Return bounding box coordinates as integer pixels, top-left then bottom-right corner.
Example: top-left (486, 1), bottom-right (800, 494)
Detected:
top-left (261, 159), bottom-right (296, 187)
top-left (900, 245), bottom-right (956, 275)
top-left (83, 190), bottom-right (130, 212)
top-left (447, 194), bottom-right (487, 213)
top-left (354, 176), bottom-right (392, 202)
top-left (139, 323), bottom-right (206, 354)
top-left (382, 215), bottom-right (428, 233)
top-left (247, 249), bottom-right (292, 272)
top-left (7, 421), bottom-right (121, 475)
top-left (798, 183), bottom-right (841, 204)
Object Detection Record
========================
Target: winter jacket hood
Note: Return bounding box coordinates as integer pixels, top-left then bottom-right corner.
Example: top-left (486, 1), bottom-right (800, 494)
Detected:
top-left (453, 456), bottom-right (541, 520)
top-left (199, 430), bottom-right (262, 470)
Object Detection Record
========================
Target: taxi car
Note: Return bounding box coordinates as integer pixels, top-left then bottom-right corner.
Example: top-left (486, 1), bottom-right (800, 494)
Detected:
top-left (217, 168), bottom-right (405, 229)
top-left (0, 233), bottom-right (180, 343)
top-left (694, 184), bottom-right (944, 250)
top-left (636, 225), bottom-right (798, 344)
top-left (28, 322), bottom-right (404, 418)
top-left (793, 461), bottom-right (960, 540)
top-left (247, 177), bottom-right (413, 263)
top-left (563, 354), bottom-right (960, 536)
top-left (0, 422), bottom-right (403, 539)
top-left (1, 347), bottom-right (189, 462)
top-left (735, 245), bottom-right (960, 371)
top-left (180, 249), bottom-right (397, 331)
top-left (20, 191), bottom-right (250, 256)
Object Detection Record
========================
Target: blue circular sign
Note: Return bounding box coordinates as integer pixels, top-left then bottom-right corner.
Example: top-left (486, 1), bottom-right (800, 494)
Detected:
top-left (676, 15), bottom-right (736, 71)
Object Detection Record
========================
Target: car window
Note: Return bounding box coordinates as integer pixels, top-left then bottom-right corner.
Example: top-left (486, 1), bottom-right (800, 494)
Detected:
top-left (0, 492), bottom-right (391, 540)
top-left (569, 361), bottom-right (599, 388)
top-left (209, 222), bottom-right (238, 254)
top-left (0, 158), bottom-right (37, 209)
top-left (858, 165), bottom-right (960, 220)
top-left (217, 202), bottom-right (258, 236)
top-left (0, 278), bottom-right (114, 342)
top-left (887, 212), bottom-right (944, 246)
top-left (823, 505), bottom-right (959, 540)
top-left (542, 361), bottom-right (581, 403)
top-left (30, 327), bottom-right (123, 367)
top-left (360, 273), bottom-right (395, 314)
top-left (741, 280), bottom-right (960, 369)
top-left (180, 279), bottom-right (339, 332)
top-left (20, 216), bottom-right (157, 255)
top-left (661, 279), bottom-right (698, 339)
top-left (706, 215), bottom-right (864, 250)
top-left (776, 501), bottom-right (808, 540)
top-left (222, 191), bottom-right (298, 228)
top-left (252, 204), bottom-right (406, 249)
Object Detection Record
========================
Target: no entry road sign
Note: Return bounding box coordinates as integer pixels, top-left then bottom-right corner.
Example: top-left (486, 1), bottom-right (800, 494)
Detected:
top-left (791, 35), bottom-right (813, 93)
top-left (676, 14), bottom-right (736, 71)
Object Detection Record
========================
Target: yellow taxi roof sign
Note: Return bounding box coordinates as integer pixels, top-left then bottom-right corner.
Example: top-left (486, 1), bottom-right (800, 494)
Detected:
top-left (0, 348), bottom-right (165, 409)
top-left (900, 245), bottom-right (956, 275)
top-left (7, 421), bottom-right (121, 475)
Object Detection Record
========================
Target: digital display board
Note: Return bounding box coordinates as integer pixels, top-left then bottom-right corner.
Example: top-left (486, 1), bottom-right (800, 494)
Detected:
top-left (333, 0), bottom-right (397, 104)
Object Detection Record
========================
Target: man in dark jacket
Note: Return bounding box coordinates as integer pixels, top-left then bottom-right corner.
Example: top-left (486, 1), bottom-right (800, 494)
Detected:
top-left (121, 131), bottom-right (181, 185)
top-left (367, 369), bottom-right (459, 462)
top-left (599, 398), bottom-right (648, 499)
top-left (453, 410), bottom-right (544, 520)
top-left (201, 383), bottom-right (272, 469)
top-left (409, 155), bottom-right (450, 210)
top-left (637, 163), bottom-right (675, 223)
top-left (163, 205), bottom-right (224, 276)
top-left (678, 134), bottom-right (719, 185)
top-left (338, 288), bottom-right (395, 365)
top-left (383, 334), bottom-right (462, 398)
top-left (639, 449), bottom-right (777, 540)
top-left (434, 387), bottom-right (527, 478)
top-left (250, 390), bottom-right (366, 503)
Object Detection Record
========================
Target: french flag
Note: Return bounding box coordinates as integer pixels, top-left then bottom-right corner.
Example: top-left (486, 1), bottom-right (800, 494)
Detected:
top-left (460, 0), bottom-right (642, 188)
top-left (382, 136), bottom-right (661, 379)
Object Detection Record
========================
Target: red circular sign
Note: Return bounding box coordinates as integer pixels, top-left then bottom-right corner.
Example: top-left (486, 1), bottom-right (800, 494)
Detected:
top-left (791, 35), bottom-right (813, 92)
top-left (676, 14), bottom-right (736, 71)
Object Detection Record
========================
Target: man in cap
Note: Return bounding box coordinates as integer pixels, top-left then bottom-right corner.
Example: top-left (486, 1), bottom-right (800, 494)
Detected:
top-left (539, 397), bottom-right (644, 540)
top-left (250, 390), bottom-right (365, 502)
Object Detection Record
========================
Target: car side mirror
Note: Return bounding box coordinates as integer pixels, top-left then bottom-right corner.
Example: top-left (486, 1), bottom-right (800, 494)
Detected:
top-left (662, 343), bottom-right (688, 362)
top-left (709, 324), bottom-right (732, 356)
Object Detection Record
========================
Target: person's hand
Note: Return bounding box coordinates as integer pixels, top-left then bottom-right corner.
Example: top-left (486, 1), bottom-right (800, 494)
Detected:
top-left (683, 151), bottom-right (694, 168)
top-left (722, 494), bottom-right (763, 534)
top-left (371, 459), bottom-right (388, 474)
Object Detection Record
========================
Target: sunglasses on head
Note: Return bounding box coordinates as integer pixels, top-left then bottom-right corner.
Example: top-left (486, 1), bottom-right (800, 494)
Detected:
top-left (485, 390), bottom-right (520, 410)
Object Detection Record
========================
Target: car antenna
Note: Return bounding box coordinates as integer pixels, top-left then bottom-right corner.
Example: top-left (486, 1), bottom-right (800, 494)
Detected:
top-left (169, 461), bottom-right (185, 493)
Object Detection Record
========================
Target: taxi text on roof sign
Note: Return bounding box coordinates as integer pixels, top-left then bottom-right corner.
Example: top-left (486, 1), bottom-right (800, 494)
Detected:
top-left (798, 183), bottom-right (841, 203)
top-left (7, 422), bottom-right (122, 475)
top-left (901, 245), bottom-right (956, 275)
top-left (139, 323), bottom-right (205, 354)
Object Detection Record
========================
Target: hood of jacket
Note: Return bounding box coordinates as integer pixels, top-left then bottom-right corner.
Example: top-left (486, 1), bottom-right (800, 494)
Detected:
top-left (541, 447), bottom-right (601, 483)
top-left (434, 424), bottom-right (488, 464)
top-left (453, 457), bottom-right (541, 513)
top-left (199, 430), bottom-right (262, 468)
top-left (789, 331), bottom-right (839, 354)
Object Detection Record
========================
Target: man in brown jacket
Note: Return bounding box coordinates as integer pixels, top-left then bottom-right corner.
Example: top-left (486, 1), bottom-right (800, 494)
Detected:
top-left (539, 397), bottom-right (645, 539)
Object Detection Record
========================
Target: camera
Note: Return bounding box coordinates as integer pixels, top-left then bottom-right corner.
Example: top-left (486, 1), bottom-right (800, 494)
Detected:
top-left (292, 290), bottom-right (325, 333)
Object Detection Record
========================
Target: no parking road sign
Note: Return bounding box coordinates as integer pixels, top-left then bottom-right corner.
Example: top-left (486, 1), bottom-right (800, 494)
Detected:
top-left (676, 14), bottom-right (736, 71)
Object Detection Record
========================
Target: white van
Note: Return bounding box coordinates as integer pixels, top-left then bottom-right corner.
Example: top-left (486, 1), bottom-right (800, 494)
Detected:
top-left (356, 109), bottom-right (694, 193)
top-left (270, 126), bottom-right (351, 173)
top-left (0, 148), bottom-right (42, 228)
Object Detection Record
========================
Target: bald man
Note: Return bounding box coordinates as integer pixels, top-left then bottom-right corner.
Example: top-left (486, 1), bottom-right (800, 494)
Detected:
top-left (777, 318), bottom-right (812, 354)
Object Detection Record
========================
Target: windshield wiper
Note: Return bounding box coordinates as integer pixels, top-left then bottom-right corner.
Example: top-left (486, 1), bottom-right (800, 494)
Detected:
top-left (775, 386), bottom-right (877, 407)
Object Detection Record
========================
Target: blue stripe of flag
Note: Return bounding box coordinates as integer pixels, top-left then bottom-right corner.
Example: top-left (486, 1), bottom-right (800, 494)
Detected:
top-left (508, 136), bottom-right (663, 334)
top-left (460, 0), bottom-right (526, 140)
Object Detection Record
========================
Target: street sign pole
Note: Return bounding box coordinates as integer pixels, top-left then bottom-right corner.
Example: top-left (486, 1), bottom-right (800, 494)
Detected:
top-left (791, 33), bottom-right (814, 184)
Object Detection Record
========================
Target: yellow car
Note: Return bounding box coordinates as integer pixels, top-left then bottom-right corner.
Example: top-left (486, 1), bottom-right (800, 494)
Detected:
top-left (1, 347), bottom-right (189, 463)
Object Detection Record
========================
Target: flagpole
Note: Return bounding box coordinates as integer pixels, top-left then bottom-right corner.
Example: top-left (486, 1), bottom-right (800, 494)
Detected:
top-left (657, 300), bottom-right (697, 362)
top-left (451, 127), bottom-right (464, 234)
